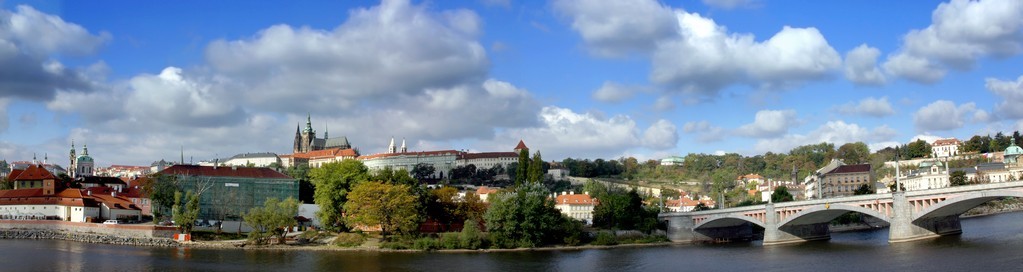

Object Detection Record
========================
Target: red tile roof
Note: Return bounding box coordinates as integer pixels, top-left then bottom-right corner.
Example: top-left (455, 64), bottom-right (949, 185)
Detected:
top-left (0, 188), bottom-right (96, 207)
top-left (292, 148), bottom-right (358, 159)
top-left (158, 165), bottom-right (291, 179)
top-left (555, 193), bottom-right (595, 205)
top-left (514, 140), bottom-right (528, 150)
top-left (476, 186), bottom-right (500, 195)
top-left (933, 138), bottom-right (962, 146)
top-left (12, 164), bottom-right (55, 181)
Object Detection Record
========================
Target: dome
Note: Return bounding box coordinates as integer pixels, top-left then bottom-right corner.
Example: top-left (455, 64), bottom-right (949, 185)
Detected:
top-left (1006, 142), bottom-right (1023, 156)
top-left (76, 155), bottom-right (94, 163)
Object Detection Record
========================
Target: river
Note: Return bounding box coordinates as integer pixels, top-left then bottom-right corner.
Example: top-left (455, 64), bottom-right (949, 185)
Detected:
top-left (3, 212), bottom-right (1023, 271)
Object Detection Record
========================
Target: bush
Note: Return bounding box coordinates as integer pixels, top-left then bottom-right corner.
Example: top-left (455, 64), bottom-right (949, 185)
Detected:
top-left (459, 219), bottom-right (485, 249)
top-left (333, 232), bottom-right (366, 248)
top-left (439, 233), bottom-right (461, 250)
top-left (412, 237), bottom-right (439, 251)
top-left (560, 218), bottom-right (587, 246)
top-left (591, 231), bottom-right (618, 246)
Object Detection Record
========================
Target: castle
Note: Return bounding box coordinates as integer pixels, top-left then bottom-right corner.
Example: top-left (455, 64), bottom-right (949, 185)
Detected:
top-left (293, 114), bottom-right (354, 153)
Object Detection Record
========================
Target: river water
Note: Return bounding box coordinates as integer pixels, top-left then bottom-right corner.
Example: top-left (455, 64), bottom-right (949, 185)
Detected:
top-left (3, 212), bottom-right (1023, 272)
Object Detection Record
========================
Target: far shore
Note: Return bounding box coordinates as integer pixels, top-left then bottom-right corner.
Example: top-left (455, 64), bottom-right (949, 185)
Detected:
top-left (181, 239), bottom-right (677, 253)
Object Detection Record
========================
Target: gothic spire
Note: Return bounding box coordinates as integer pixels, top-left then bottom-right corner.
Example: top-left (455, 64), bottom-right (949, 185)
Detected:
top-left (400, 138), bottom-right (407, 153)
top-left (388, 137), bottom-right (396, 153)
top-left (325, 123), bottom-right (329, 139)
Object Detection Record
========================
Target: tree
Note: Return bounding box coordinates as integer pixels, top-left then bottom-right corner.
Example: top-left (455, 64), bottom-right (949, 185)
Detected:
top-left (243, 197), bottom-right (299, 245)
top-left (528, 151), bottom-right (544, 184)
top-left (310, 160), bottom-right (369, 231)
top-left (484, 183), bottom-right (566, 248)
top-left (343, 181), bottom-right (421, 237)
top-left (950, 170), bottom-right (969, 186)
top-left (411, 163), bottom-right (436, 181)
top-left (853, 184), bottom-right (873, 195)
top-left (837, 142), bottom-right (870, 164)
top-left (172, 191), bottom-right (199, 234)
top-left (515, 149), bottom-right (530, 186)
top-left (592, 188), bottom-right (645, 230)
top-left (139, 174), bottom-right (179, 220)
top-left (770, 186), bottom-right (794, 203)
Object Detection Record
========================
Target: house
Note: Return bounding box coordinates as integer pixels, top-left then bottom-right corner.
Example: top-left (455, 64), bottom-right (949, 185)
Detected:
top-left (932, 138), bottom-right (962, 158)
top-left (737, 173), bottom-right (765, 186)
top-left (820, 164), bottom-right (873, 198)
top-left (664, 195), bottom-right (716, 212)
top-left (553, 192), bottom-right (597, 225)
top-left (660, 156), bottom-right (684, 166)
top-left (0, 188), bottom-right (99, 222)
top-left (156, 165), bottom-right (298, 222)
top-left (476, 186), bottom-right (500, 202)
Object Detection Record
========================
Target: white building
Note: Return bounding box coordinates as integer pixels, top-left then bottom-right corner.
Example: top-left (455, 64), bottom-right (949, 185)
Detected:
top-left (899, 160), bottom-right (950, 191)
top-left (359, 139), bottom-right (529, 180)
top-left (931, 138), bottom-right (962, 158)
top-left (553, 192), bottom-right (596, 225)
top-left (660, 156), bottom-right (684, 166)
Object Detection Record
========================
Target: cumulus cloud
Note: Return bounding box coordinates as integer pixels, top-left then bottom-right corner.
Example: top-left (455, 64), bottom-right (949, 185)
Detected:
top-left (682, 120), bottom-right (726, 143)
top-left (491, 106), bottom-right (678, 159)
top-left (844, 44), bottom-right (887, 86)
top-left (835, 96), bottom-right (895, 117)
top-left (553, 0), bottom-right (678, 57)
top-left (883, 0), bottom-right (1023, 83)
top-left (205, 0), bottom-right (488, 114)
top-left (736, 109), bottom-right (798, 138)
top-left (913, 100), bottom-right (985, 131)
top-left (702, 0), bottom-right (761, 9)
top-left (986, 75), bottom-right (1023, 119)
top-left (0, 5), bottom-right (108, 101)
top-left (592, 81), bottom-right (641, 102)
top-left (652, 96), bottom-right (675, 111)
top-left (755, 121), bottom-right (897, 154)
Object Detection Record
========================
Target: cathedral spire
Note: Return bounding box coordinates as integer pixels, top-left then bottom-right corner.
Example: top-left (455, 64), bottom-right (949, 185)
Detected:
top-left (324, 123), bottom-right (329, 139)
top-left (400, 138), bottom-right (407, 153)
top-left (388, 137), bottom-right (396, 153)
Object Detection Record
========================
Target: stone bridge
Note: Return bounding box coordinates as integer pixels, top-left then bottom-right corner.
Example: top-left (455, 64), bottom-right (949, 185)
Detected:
top-left (658, 181), bottom-right (1023, 245)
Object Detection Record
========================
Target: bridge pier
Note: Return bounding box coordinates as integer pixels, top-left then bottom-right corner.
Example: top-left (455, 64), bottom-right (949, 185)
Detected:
top-left (888, 192), bottom-right (962, 243)
top-left (661, 214), bottom-right (755, 243)
top-left (762, 203), bottom-right (831, 245)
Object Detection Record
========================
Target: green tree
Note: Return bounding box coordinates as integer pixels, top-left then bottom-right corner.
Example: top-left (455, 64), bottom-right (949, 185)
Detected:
top-left (484, 183), bottom-right (566, 248)
top-left (343, 181), bottom-right (422, 237)
top-left (837, 142), bottom-right (871, 164)
top-left (172, 191), bottom-right (199, 234)
top-left (516, 149), bottom-right (530, 186)
top-left (950, 170), bottom-right (969, 186)
top-left (528, 151), bottom-right (544, 184)
top-left (140, 174), bottom-right (179, 220)
top-left (243, 197), bottom-right (299, 245)
top-left (770, 186), bottom-right (794, 203)
top-left (592, 188), bottom-right (645, 230)
top-left (310, 160), bottom-right (369, 231)
top-left (411, 163), bottom-right (435, 181)
top-left (853, 184), bottom-right (873, 195)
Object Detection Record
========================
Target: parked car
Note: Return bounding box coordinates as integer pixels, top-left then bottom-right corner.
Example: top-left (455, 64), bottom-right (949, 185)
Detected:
top-left (103, 220), bottom-right (121, 225)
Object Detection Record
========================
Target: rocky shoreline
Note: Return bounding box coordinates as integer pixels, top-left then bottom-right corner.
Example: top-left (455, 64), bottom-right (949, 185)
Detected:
top-left (0, 229), bottom-right (178, 247)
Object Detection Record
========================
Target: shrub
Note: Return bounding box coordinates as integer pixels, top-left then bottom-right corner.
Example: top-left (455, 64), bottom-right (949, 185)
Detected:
top-left (412, 237), bottom-right (439, 251)
top-left (333, 232), bottom-right (366, 248)
top-left (459, 219), bottom-right (485, 249)
top-left (439, 233), bottom-right (461, 249)
top-left (591, 231), bottom-right (618, 246)
top-left (560, 218), bottom-right (586, 246)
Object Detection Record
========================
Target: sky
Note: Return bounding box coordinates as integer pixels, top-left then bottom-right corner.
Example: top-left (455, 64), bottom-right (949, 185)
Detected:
top-left (1, 0), bottom-right (1023, 167)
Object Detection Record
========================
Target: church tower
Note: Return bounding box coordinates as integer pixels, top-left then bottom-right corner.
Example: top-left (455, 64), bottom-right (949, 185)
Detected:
top-left (400, 138), bottom-right (407, 153)
top-left (69, 140), bottom-right (76, 178)
top-left (293, 123), bottom-right (302, 153)
top-left (388, 137), bottom-right (397, 153)
top-left (297, 114), bottom-right (317, 153)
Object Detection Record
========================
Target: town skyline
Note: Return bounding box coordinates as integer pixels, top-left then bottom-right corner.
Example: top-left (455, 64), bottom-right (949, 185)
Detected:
top-left (2, 0), bottom-right (1023, 166)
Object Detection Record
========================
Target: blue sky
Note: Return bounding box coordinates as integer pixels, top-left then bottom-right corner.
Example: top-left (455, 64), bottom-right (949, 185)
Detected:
top-left (2, 0), bottom-right (1023, 166)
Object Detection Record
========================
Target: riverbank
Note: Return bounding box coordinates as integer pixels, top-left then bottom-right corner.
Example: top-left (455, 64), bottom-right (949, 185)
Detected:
top-left (0, 229), bottom-right (178, 247)
top-left (182, 238), bottom-right (675, 253)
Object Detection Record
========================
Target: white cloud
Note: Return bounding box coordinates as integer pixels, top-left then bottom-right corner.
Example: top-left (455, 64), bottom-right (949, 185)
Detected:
top-left (205, 0), bottom-right (488, 114)
top-left (755, 121), bottom-right (897, 154)
top-left (0, 5), bottom-right (107, 101)
top-left (883, 0), bottom-right (1023, 83)
top-left (682, 120), bottom-right (726, 143)
top-left (592, 81), bottom-right (639, 102)
top-left (652, 96), bottom-right (675, 111)
top-left (553, 0), bottom-right (678, 57)
top-left (843, 44), bottom-right (886, 86)
top-left (913, 100), bottom-right (983, 131)
top-left (492, 106), bottom-right (677, 159)
top-left (557, 0), bottom-right (841, 99)
top-left (835, 96), bottom-right (895, 117)
top-left (736, 109), bottom-right (798, 138)
top-left (702, 0), bottom-right (761, 10)
top-left (986, 75), bottom-right (1023, 119)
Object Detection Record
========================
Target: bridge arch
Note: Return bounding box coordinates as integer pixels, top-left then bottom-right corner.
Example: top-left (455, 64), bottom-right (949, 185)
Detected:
top-left (912, 190), bottom-right (1023, 222)
top-left (777, 203), bottom-right (890, 227)
top-left (694, 214), bottom-right (765, 229)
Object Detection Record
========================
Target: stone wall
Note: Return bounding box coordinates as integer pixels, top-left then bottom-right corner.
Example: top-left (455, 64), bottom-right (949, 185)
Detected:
top-left (0, 220), bottom-right (179, 247)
